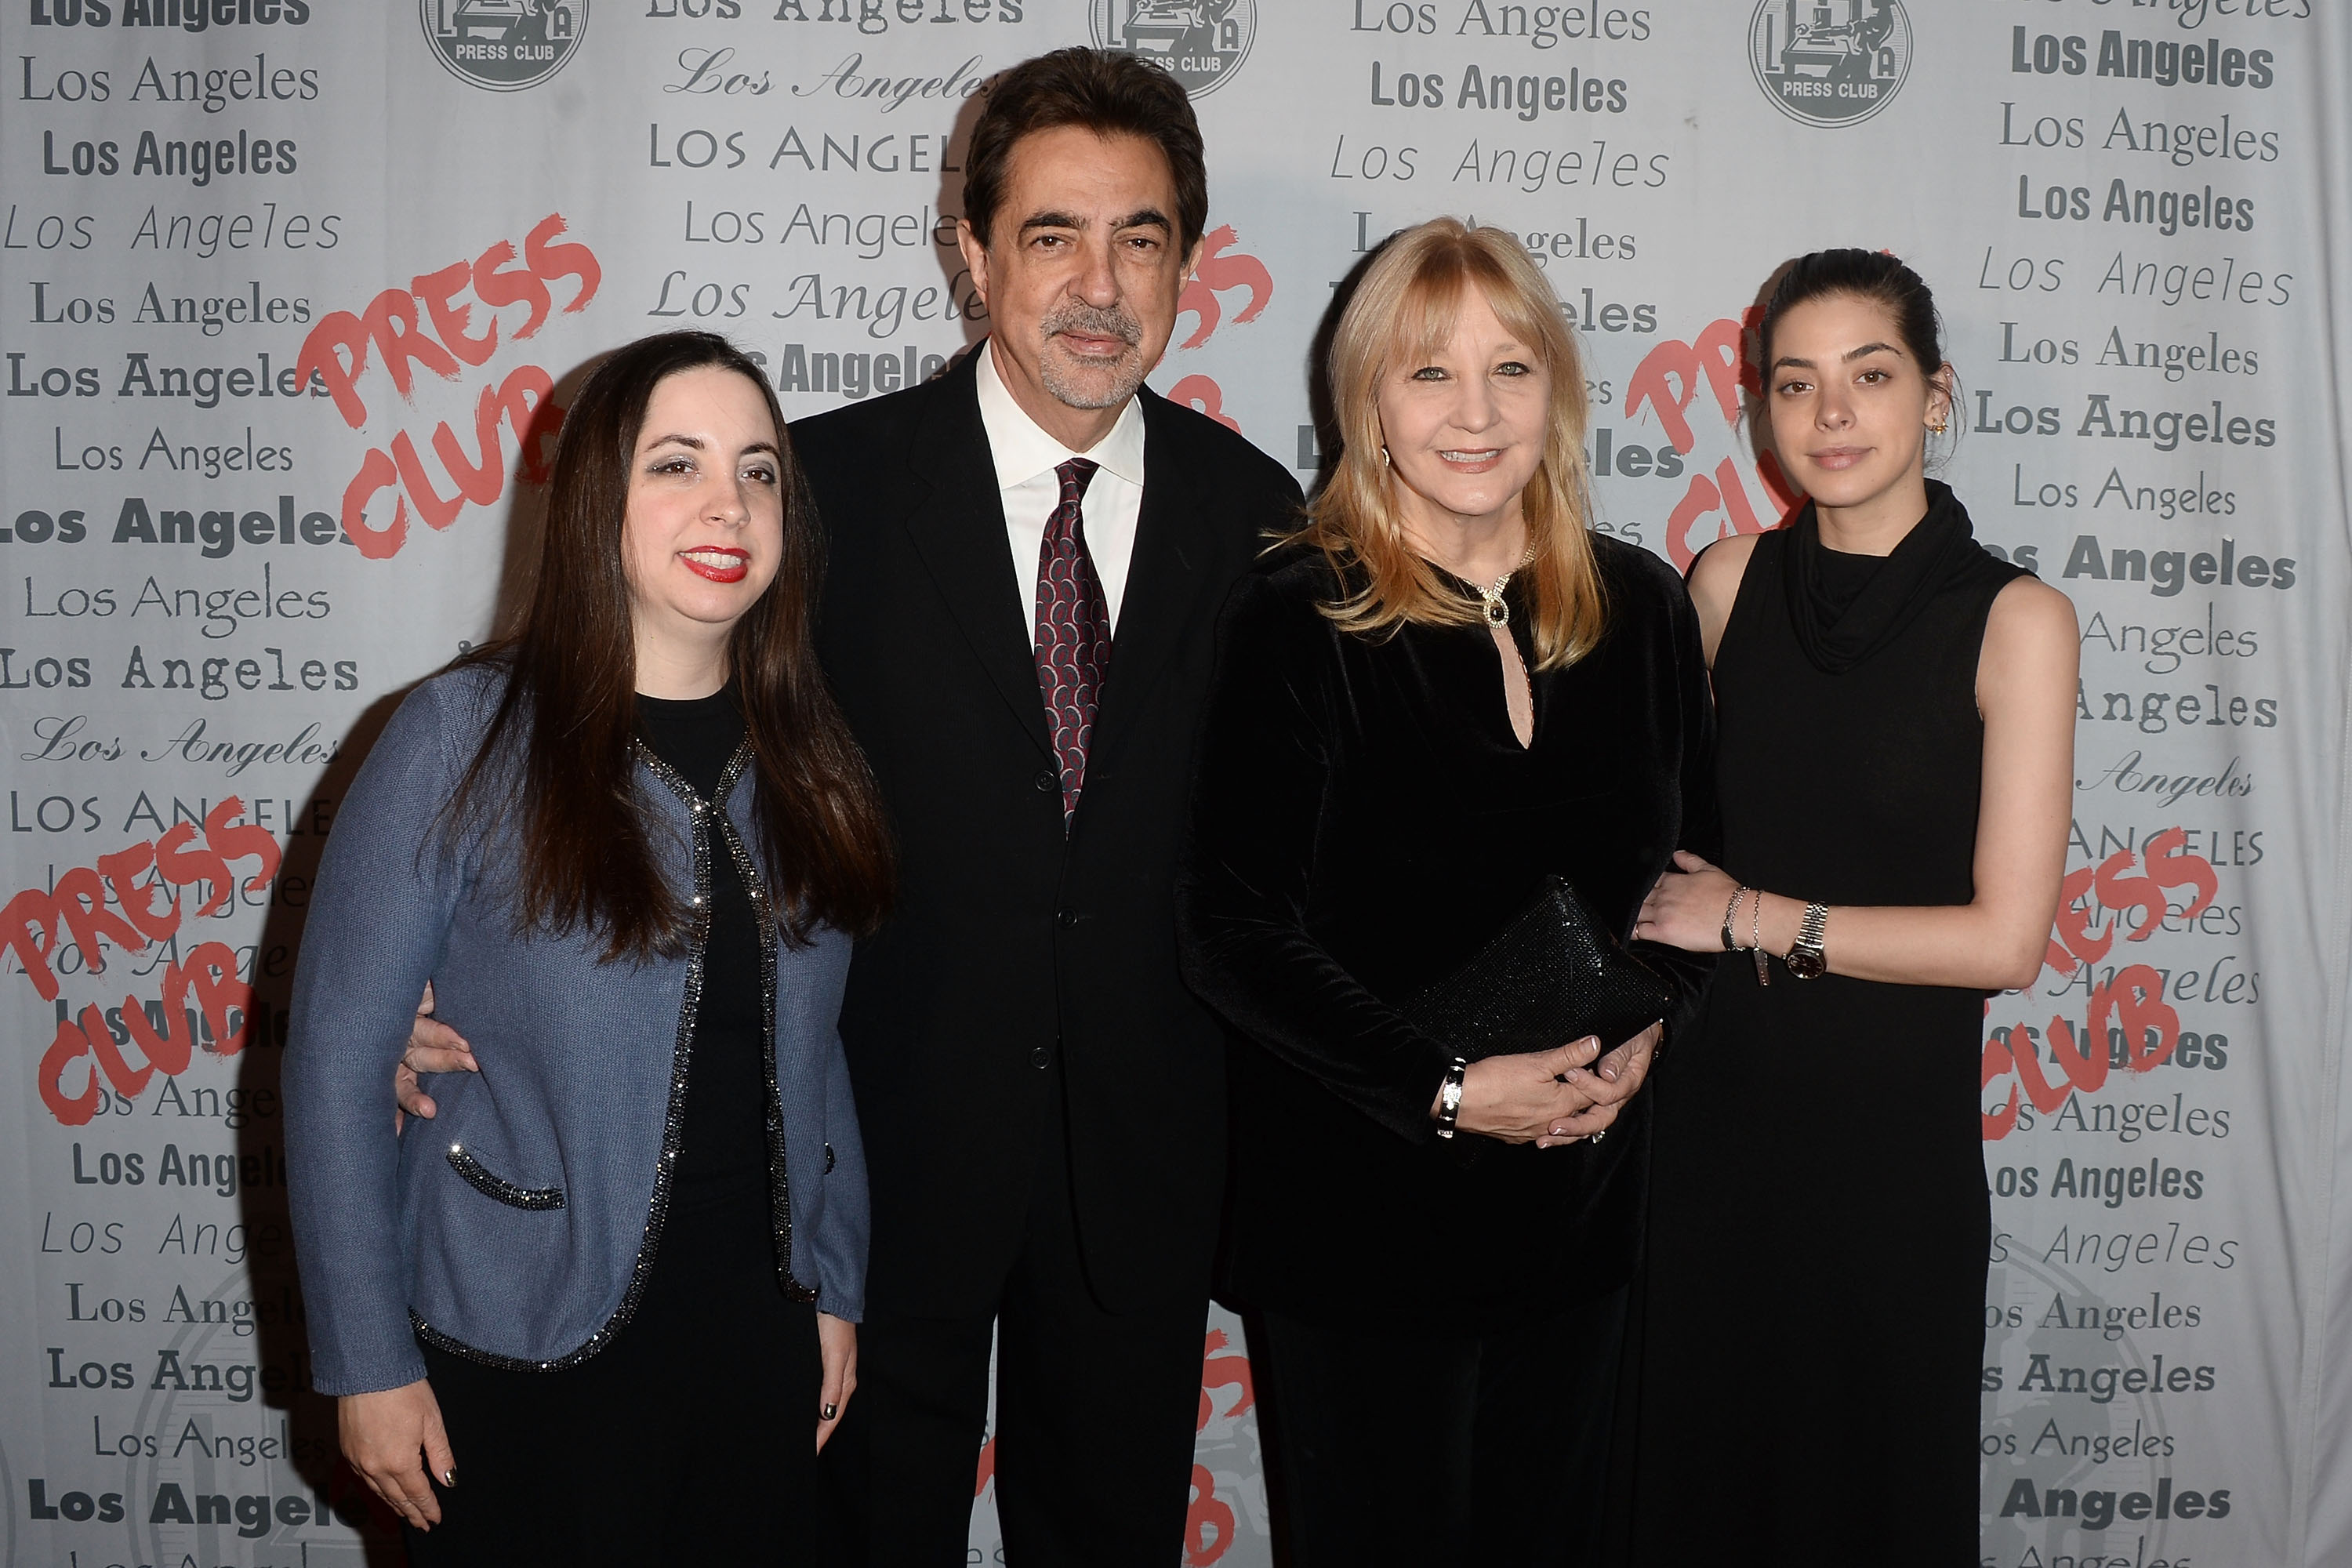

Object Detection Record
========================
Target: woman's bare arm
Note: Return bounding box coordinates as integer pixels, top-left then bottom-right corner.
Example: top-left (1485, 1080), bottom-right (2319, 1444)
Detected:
top-left (1640, 575), bottom-right (2078, 991)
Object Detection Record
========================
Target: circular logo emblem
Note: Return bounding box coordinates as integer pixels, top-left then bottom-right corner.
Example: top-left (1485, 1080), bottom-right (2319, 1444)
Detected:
top-left (1089, 0), bottom-right (1255, 98)
top-left (421, 0), bottom-right (588, 93)
top-left (1748, 0), bottom-right (1911, 128)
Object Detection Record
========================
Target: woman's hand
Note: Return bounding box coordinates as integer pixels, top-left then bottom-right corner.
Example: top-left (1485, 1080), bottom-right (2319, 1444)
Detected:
top-left (815, 1313), bottom-right (858, 1454)
top-left (339, 1380), bottom-right (454, 1530)
top-left (1447, 1036), bottom-right (1605, 1145)
top-left (1541, 1021), bottom-right (1661, 1142)
top-left (393, 981), bottom-right (477, 1133)
top-left (1638, 851), bottom-right (1741, 955)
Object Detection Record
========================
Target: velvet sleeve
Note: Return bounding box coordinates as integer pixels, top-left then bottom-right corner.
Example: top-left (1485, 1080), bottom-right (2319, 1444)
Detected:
top-left (1176, 572), bottom-right (1455, 1145)
top-left (1625, 557), bottom-right (1723, 1046)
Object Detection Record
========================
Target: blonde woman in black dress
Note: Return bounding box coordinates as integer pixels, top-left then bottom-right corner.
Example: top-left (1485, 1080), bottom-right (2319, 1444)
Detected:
top-left (1181, 219), bottom-right (1716, 1567)
top-left (1625, 251), bottom-right (2078, 1562)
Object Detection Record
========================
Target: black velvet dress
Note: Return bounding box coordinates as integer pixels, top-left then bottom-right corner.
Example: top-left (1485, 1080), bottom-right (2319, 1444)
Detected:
top-left (1623, 485), bottom-right (2027, 1563)
top-left (1178, 536), bottom-right (1717, 1563)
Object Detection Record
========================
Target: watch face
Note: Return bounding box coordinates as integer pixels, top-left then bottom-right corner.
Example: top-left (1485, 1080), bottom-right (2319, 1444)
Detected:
top-left (1784, 948), bottom-right (1826, 980)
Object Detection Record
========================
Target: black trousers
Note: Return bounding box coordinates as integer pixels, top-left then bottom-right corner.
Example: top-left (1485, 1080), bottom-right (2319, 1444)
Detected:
top-left (819, 1071), bottom-right (1210, 1567)
top-left (406, 1182), bottom-right (822, 1566)
top-left (1253, 1287), bottom-right (1629, 1568)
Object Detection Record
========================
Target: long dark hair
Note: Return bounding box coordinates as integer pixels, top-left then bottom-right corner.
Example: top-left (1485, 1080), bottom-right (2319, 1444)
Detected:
top-left (445, 330), bottom-right (891, 960)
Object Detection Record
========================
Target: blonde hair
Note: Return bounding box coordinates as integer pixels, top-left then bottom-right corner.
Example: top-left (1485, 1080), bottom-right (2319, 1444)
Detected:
top-left (1290, 218), bottom-right (1606, 670)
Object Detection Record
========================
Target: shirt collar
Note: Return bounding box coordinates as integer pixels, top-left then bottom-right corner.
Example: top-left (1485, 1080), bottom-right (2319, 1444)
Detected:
top-left (974, 338), bottom-right (1147, 492)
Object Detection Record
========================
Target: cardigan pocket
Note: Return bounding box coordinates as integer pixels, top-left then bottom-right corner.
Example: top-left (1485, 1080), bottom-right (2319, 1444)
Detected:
top-left (445, 1143), bottom-right (566, 1211)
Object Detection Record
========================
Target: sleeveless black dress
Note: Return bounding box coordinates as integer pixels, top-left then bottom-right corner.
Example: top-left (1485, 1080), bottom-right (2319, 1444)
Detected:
top-left (1624, 484), bottom-right (2026, 1563)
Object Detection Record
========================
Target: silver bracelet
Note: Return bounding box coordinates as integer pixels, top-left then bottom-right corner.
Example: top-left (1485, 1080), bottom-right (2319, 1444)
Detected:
top-left (1434, 1057), bottom-right (1468, 1140)
top-left (1750, 889), bottom-right (1771, 986)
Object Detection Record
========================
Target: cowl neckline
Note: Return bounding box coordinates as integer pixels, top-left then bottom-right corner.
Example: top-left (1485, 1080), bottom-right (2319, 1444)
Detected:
top-left (1784, 478), bottom-right (1980, 675)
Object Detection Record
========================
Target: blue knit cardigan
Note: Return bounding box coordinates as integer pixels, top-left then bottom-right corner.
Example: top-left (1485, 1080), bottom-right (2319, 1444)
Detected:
top-left (284, 664), bottom-right (867, 1396)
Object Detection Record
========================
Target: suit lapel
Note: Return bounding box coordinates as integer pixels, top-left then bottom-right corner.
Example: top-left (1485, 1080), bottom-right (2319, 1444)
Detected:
top-left (1094, 389), bottom-right (1216, 764)
top-left (898, 351), bottom-right (1053, 760)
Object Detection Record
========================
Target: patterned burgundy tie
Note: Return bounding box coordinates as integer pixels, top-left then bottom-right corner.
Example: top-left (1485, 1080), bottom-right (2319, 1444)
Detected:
top-left (1033, 457), bottom-right (1108, 825)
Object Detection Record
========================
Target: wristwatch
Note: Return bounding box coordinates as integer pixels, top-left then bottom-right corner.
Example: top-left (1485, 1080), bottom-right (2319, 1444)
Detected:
top-left (1784, 901), bottom-right (1829, 980)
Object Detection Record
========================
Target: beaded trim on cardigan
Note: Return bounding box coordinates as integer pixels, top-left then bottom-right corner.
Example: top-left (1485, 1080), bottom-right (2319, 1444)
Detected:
top-left (444, 1145), bottom-right (565, 1210)
top-left (408, 739), bottom-right (803, 1370)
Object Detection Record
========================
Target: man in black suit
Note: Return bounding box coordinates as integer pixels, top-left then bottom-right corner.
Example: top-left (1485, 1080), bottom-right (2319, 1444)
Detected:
top-left (396, 47), bottom-right (1295, 1564)
top-left (793, 48), bottom-right (1298, 1565)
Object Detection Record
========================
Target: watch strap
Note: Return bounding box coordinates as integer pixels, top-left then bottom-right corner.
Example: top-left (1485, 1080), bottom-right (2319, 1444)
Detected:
top-left (1788, 901), bottom-right (1829, 978)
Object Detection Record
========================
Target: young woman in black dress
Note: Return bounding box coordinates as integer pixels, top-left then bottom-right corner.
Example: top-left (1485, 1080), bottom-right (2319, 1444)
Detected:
top-left (1624, 252), bottom-right (2078, 1560)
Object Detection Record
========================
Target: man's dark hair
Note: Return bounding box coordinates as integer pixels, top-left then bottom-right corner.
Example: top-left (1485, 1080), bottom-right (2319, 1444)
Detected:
top-left (962, 48), bottom-right (1208, 254)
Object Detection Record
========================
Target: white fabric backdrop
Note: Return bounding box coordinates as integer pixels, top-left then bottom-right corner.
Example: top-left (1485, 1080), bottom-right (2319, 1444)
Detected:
top-left (3, 2), bottom-right (2348, 1563)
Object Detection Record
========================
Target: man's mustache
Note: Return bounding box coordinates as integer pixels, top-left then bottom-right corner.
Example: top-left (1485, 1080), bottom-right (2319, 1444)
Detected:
top-left (1044, 304), bottom-right (1142, 348)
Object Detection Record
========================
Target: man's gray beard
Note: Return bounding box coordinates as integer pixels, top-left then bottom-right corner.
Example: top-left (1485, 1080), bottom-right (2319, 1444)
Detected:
top-left (1036, 305), bottom-right (1146, 410)
top-left (1039, 343), bottom-right (1146, 411)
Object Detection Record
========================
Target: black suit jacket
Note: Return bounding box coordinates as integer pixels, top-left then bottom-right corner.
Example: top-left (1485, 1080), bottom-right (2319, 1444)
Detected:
top-left (792, 346), bottom-right (1303, 1317)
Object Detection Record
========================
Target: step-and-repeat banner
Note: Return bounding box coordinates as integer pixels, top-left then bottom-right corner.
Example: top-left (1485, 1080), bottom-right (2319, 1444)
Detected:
top-left (5, 2), bottom-right (2350, 1563)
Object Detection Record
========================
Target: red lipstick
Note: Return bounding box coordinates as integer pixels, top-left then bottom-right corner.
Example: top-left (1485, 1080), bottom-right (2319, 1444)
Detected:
top-left (679, 546), bottom-right (750, 584)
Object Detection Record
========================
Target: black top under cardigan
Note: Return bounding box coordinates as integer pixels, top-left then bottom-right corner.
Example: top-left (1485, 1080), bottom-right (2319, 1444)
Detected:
top-left (1178, 536), bottom-right (1719, 1333)
top-left (634, 688), bottom-right (768, 1208)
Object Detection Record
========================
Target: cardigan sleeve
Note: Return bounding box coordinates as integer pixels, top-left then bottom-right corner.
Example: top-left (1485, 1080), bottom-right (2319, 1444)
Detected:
top-left (811, 1000), bottom-right (869, 1323)
top-left (1175, 572), bottom-right (1457, 1145)
top-left (281, 677), bottom-right (477, 1395)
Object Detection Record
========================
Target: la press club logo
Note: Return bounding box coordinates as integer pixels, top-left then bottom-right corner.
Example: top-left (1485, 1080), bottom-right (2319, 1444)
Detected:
top-left (1090, 0), bottom-right (1254, 97)
top-left (422, 0), bottom-right (587, 93)
top-left (1749, 0), bottom-right (1911, 128)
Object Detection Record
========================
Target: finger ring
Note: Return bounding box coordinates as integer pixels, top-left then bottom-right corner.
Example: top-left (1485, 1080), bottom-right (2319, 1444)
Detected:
top-left (822, 1402), bottom-right (838, 1421)
top-left (1590, 1127), bottom-right (1607, 1145)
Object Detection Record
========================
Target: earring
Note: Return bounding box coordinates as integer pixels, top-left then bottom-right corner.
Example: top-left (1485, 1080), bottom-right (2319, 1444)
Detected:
top-left (1928, 420), bottom-right (1947, 434)
top-left (1380, 445), bottom-right (1392, 466)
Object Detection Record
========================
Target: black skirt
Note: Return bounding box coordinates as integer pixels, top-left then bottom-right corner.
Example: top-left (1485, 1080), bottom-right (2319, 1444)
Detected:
top-left (408, 1174), bottom-right (822, 1566)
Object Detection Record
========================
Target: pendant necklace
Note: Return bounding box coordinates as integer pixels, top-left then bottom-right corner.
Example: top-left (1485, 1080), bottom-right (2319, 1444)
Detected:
top-left (1474, 546), bottom-right (1537, 628)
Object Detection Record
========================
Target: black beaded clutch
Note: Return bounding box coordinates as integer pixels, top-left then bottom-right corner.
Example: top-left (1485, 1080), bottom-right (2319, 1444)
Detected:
top-left (1400, 875), bottom-right (1674, 1062)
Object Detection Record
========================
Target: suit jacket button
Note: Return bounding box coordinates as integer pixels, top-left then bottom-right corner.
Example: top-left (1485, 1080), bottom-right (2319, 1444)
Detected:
top-left (1055, 907), bottom-right (1078, 928)
top-left (1030, 1044), bottom-right (1051, 1069)
top-left (1034, 770), bottom-right (1058, 793)
top-left (823, 1142), bottom-right (836, 1174)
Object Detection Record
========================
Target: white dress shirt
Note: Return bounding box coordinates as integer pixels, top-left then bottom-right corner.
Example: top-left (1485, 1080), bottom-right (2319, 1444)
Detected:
top-left (975, 340), bottom-right (1147, 639)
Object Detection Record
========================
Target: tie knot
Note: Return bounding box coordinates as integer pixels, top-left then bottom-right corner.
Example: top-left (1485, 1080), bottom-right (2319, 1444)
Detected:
top-left (1056, 457), bottom-right (1099, 504)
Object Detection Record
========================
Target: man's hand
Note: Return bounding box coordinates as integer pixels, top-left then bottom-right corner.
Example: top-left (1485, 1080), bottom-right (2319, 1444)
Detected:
top-left (394, 981), bottom-right (477, 1134)
top-left (339, 1380), bottom-right (454, 1530)
top-left (815, 1313), bottom-right (858, 1454)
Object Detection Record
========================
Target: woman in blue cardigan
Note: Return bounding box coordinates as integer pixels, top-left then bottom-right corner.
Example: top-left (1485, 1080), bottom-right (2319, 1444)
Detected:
top-left (284, 331), bottom-right (892, 1563)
